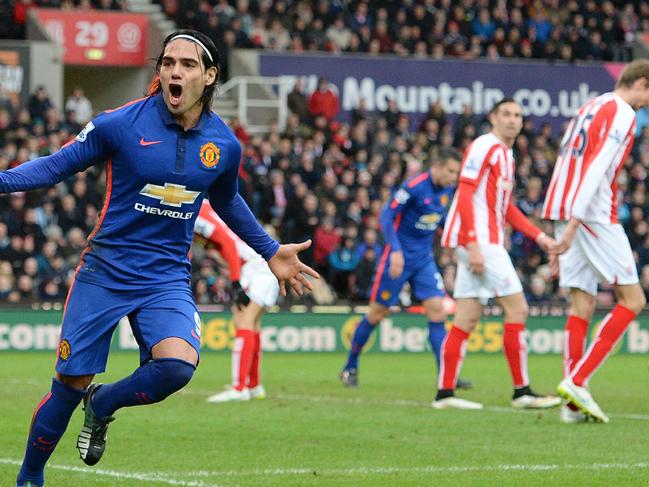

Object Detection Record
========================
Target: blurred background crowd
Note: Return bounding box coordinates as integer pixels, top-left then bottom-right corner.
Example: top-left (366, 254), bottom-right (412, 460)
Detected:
top-left (2, 0), bottom-right (649, 308)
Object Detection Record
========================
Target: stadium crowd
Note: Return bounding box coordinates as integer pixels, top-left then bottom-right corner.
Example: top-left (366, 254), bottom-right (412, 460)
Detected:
top-left (2, 77), bottom-right (649, 307)
top-left (2, 0), bottom-right (649, 306)
top-left (5, 1), bottom-right (649, 77)
top-left (163, 0), bottom-right (649, 73)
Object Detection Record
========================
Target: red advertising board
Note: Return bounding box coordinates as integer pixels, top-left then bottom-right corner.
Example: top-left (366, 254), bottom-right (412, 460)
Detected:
top-left (32, 8), bottom-right (148, 66)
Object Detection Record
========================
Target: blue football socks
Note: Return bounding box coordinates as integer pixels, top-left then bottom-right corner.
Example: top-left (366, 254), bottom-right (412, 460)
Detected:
top-left (17, 378), bottom-right (85, 487)
top-left (91, 358), bottom-right (195, 418)
top-left (428, 321), bottom-right (447, 369)
top-left (343, 317), bottom-right (375, 370)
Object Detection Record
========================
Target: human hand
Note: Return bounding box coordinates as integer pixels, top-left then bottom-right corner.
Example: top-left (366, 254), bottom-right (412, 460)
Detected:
top-left (548, 253), bottom-right (559, 279)
top-left (553, 218), bottom-right (579, 255)
top-left (467, 242), bottom-right (484, 275)
top-left (388, 251), bottom-right (404, 279)
top-left (268, 240), bottom-right (319, 296)
top-left (536, 233), bottom-right (557, 253)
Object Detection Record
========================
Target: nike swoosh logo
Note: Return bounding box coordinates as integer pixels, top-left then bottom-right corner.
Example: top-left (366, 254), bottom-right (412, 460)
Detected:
top-left (140, 137), bottom-right (163, 146)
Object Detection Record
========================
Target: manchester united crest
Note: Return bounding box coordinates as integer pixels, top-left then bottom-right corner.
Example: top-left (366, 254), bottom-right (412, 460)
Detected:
top-left (199, 142), bottom-right (220, 168)
top-left (58, 339), bottom-right (71, 361)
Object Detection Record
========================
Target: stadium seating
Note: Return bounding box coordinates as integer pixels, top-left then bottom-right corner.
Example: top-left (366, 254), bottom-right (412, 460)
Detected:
top-left (2, 1), bottom-right (649, 306)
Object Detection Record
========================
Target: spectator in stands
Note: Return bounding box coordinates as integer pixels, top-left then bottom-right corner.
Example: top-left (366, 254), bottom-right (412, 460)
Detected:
top-left (290, 192), bottom-right (319, 247)
top-left (287, 78), bottom-right (310, 125)
top-left (260, 169), bottom-right (288, 225)
top-left (351, 245), bottom-right (376, 301)
top-left (65, 87), bottom-right (93, 125)
top-left (313, 216), bottom-right (341, 276)
top-left (328, 236), bottom-right (360, 298)
top-left (27, 86), bottom-right (53, 123)
top-left (308, 76), bottom-right (339, 123)
top-left (326, 15), bottom-right (353, 51)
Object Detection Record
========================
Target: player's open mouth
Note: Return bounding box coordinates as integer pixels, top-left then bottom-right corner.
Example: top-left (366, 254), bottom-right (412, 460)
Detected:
top-left (169, 83), bottom-right (183, 106)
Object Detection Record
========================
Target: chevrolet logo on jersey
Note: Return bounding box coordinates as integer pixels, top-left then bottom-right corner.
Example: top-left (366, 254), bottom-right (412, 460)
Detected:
top-left (415, 213), bottom-right (441, 231)
top-left (139, 183), bottom-right (201, 207)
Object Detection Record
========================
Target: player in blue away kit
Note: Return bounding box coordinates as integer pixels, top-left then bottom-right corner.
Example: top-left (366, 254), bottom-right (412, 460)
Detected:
top-left (10, 30), bottom-right (317, 487)
top-left (341, 149), bottom-right (467, 388)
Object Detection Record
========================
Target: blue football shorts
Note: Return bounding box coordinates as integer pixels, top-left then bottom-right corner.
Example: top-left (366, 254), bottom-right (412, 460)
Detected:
top-left (370, 253), bottom-right (445, 307)
top-left (55, 279), bottom-right (201, 376)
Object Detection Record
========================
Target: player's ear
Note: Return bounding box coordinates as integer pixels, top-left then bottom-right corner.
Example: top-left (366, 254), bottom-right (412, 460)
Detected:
top-left (205, 66), bottom-right (217, 87)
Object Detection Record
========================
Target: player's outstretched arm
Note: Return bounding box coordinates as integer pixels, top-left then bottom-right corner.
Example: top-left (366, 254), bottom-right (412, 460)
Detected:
top-left (268, 240), bottom-right (319, 296)
top-left (0, 150), bottom-right (90, 194)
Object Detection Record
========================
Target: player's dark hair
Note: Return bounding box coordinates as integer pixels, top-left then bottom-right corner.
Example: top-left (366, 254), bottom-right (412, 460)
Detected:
top-left (148, 29), bottom-right (220, 113)
top-left (489, 97), bottom-right (517, 115)
top-left (437, 148), bottom-right (462, 164)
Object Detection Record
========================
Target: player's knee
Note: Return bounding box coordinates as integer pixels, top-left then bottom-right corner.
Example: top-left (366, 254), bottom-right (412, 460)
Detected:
top-left (367, 306), bottom-right (389, 324)
top-left (424, 300), bottom-right (445, 321)
top-left (150, 358), bottom-right (196, 400)
top-left (618, 286), bottom-right (646, 315)
top-left (57, 373), bottom-right (94, 391)
top-left (507, 302), bottom-right (528, 324)
top-left (637, 292), bottom-right (647, 313)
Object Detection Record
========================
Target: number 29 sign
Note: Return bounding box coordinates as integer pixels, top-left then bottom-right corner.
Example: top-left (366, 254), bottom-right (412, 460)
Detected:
top-left (31, 8), bottom-right (148, 66)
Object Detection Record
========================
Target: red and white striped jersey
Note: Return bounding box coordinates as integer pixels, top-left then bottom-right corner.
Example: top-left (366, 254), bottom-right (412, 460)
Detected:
top-left (195, 199), bottom-right (262, 264)
top-left (442, 133), bottom-right (515, 248)
top-left (542, 93), bottom-right (636, 223)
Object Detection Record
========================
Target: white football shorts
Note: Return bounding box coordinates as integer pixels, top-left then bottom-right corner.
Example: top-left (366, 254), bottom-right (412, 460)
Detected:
top-left (555, 221), bottom-right (638, 296)
top-left (453, 244), bottom-right (523, 304)
top-left (240, 258), bottom-right (279, 307)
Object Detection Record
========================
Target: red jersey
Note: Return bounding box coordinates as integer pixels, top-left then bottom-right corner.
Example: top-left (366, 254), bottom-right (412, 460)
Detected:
top-left (442, 133), bottom-right (515, 248)
top-left (543, 92), bottom-right (636, 223)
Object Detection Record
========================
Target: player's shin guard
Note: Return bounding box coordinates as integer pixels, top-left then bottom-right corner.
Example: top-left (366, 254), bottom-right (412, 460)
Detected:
top-left (438, 326), bottom-right (469, 391)
top-left (90, 358), bottom-right (195, 417)
top-left (503, 323), bottom-right (529, 388)
top-left (427, 321), bottom-right (446, 369)
top-left (563, 315), bottom-right (589, 377)
top-left (343, 316), bottom-right (375, 370)
top-left (17, 378), bottom-right (85, 486)
top-left (232, 329), bottom-right (255, 390)
top-left (247, 331), bottom-right (262, 388)
top-left (571, 305), bottom-right (636, 387)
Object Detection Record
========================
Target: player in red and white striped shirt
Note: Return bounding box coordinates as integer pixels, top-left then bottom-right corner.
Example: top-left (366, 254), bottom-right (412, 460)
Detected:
top-left (194, 200), bottom-right (280, 403)
top-left (545, 60), bottom-right (649, 423)
top-left (434, 98), bottom-right (561, 411)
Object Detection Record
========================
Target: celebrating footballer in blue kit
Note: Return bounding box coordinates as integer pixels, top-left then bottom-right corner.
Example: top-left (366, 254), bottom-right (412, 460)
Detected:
top-left (9, 30), bottom-right (317, 487)
top-left (340, 149), bottom-right (468, 388)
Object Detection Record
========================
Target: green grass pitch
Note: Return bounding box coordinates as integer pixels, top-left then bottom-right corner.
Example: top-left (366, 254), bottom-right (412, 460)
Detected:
top-left (1, 351), bottom-right (648, 486)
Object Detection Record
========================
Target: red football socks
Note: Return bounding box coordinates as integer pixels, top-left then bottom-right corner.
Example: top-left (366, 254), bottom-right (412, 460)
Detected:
top-left (571, 305), bottom-right (636, 386)
top-left (248, 331), bottom-right (262, 388)
top-left (438, 326), bottom-right (469, 390)
top-left (503, 323), bottom-right (529, 388)
top-left (563, 315), bottom-right (589, 377)
top-left (232, 329), bottom-right (255, 391)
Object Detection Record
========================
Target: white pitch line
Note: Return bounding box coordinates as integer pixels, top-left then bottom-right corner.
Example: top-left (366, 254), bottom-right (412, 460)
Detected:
top-left (5, 458), bottom-right (648, 480)
top-left (0, 459), bottom-right (226, 487)
top-left (186, 388), bottom-right (649, 422)
top-left (190, 462), bottom-right (649, 477)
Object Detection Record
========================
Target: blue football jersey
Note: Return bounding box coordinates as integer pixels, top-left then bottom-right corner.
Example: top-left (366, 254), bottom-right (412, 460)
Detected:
top-left (0, 93), bottom-right (279, 289)
top-left (380, 171), bottom-right (454, 260)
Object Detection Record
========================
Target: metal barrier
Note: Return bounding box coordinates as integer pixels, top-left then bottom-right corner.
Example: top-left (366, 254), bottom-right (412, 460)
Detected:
top-left (216, 75), bottom-right (294, 134)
